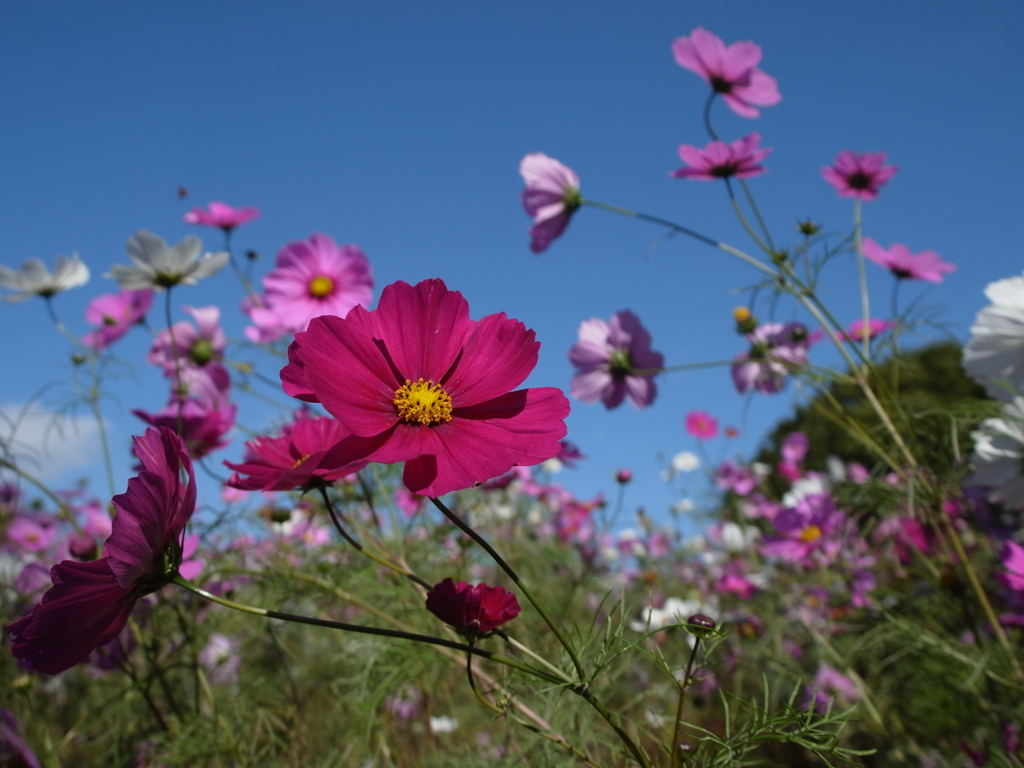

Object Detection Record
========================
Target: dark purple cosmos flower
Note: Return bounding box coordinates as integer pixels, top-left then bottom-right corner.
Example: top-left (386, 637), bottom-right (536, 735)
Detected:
top-left (822, 151), bottom-right (898, 201)
top-left (672, 27), bottom-right (781, 118)
top-left (861, 238), bottom-right (955, 283)
top-left (671, 133), bottom-right (771, 181)
top-left (7, 428), bottom-right (196, 674)
top-left (731, 321), bottom-right (810, 394)
top-left (519, 153), bottom-right (581, 254)
top-left (425, 578), bottom-right (521, 640)
top-left (281, 278), bottom-right (570, 497)
top-left (568, 311), bottom-right (664, 410)
top-left (82, 289), bottom-right (153, 351)
top-left (183, 201), bottom-right (261, 231)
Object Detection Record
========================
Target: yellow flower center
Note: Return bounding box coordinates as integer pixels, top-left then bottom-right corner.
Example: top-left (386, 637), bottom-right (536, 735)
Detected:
top-left (309, 275), bottom-right (335, 298)
top-left (393, 378), bottom-right (453, 426)
top-left (733, 306), bottom-right (752, 323)
top-left (799, 525), bottom-right (822, 543)
top-left (292, 454), bottom-right (311, 468)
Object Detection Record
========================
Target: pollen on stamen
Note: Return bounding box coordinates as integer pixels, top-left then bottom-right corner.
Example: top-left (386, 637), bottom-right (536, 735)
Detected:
top-left (393, 378), bottom-right (454, 426)
top-left (308, 275), bottom-right (335, 299)
top-left (799, 525), bottom-right (822, 543)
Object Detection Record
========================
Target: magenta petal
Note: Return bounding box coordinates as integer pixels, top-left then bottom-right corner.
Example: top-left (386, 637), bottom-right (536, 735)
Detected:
top-left (280, 340), bottom-right (320, 402)
top-left (443, 312), bottom-right (539, 405)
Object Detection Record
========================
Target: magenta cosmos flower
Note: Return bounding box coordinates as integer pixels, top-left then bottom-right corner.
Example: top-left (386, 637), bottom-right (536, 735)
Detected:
top-left (822, 151), bottom-right (898, 201)
top-left (425, 578), bottom-right (521, 640)
top-left (7, 428), bottom-right (196, 674)
top-left (245, 233), bottom-right (374, 343)
top-left (685, 410), bottom-right (719, 439)
top-left (519, 153), bottom-right (581, 254)
top-left (82, 289), bottom-right (153, 350)
top-left (280, 278), bottom-right (570, 497)
top-left (861, 238), bottom-right (955, 283)
top-left (671, 27), bottom-right (781, 118)
top-left (671, 133), bottom-right (771, 181)
top-left (842, 318), bottom-right (898, 342)
top-left (568, 311), bottom-right (664, 410)
top-left (183, 201), bottom-right (261, 230)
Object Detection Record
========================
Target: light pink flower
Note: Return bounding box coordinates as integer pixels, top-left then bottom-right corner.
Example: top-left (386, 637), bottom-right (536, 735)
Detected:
top-left (281, 278), bottom-right (570, 497)
top-left (822, 151), bottom-right (897, 201)
top-left (671, 133), bottom-right (771, 181)
top-left (519, 153), bottom-right (581, 254)
top-left (841, 318), bottom-right (898, 342)
top-left (731, 322), bottom-right (810, 394)
top-left (82, 289), bottom-right (153, 350)
top-left (685, 410), bottom-right (719, 439)
top-left (805, 663), bottom-right (862, 713)
top-left (245, 233), bottom-right (374, 344)
top-left (671, 27), bottom-right (781, 118)
top-left (861, 238), bottom-right (955, 283)
top-left (997, 541), bottom-right (1024, 593)
top-left (183, 201), bottom-right (260, 230)
top-left (148, 305), bottom-right (227, 375)
top-left (569, 311), bottom-right (664, 410)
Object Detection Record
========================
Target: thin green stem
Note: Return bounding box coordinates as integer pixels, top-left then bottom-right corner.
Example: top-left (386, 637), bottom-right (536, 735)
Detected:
top-left (634, 359), bottom-right (736, 376)
top-left (739, 179), bottom-right (775, 252)
top-left (670, 637), bottom-right (701, 768)
top-left (164, 288), bottom-right (185, 436)
top-left (727, 191), bottom-right (772, 255)
top-left (854, 198), bottom-right (870, 360)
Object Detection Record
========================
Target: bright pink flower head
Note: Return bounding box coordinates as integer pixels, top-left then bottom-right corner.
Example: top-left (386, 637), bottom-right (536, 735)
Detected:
top-left (997, 541), bottom-right (1024, 594)
top-left (82, 289), bottom-right (153, 350)
top-left (861, 238), bottom-right (955, 283)
top-left (134, 376), bottom-right (236, 460)
top-left (7, 428), bottom-right (196, 674)
top-left (671, 133), bottom-right (771, 181)
top-left (148, 305), bottom-right (227, 375)
top-left (280, 278), bottom-right (570, 497)
top-left (245, 234), bottom-right (374, 343)
top-left (519, 153), bottom-right (581, 254)
top-left (822, 151), bottom-right (898, 201)
top-left (425, 577), bottom-right (521, 639)
top-left (842, 318), bottom-right (898, 342)
top-left (183, 201), bottom-right (261, 230)
top-left (671, 27), bottom-right (781, 118)
top-left (225, 410), bottom-right (364, 492)
top-left (568, 311), bottom-right (664, 410)
top-left (685, 410), bottom-right (719, 439)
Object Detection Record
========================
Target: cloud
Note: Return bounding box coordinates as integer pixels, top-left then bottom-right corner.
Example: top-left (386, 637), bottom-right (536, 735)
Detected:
top-left (0, 401), bottom-right (107, 484)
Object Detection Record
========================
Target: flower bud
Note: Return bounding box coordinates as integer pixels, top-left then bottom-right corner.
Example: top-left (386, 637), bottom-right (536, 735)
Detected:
top-left (797, 219), bottom-right (821, 236)
top-left (686, 613), bottom-right (716, 639)
top-left (71, 353), bottom-right (87, 365)
top-left (68, 534), bottom-right (98, 561)
top-left (733, 307), bottom-right (758, 334)
top-left (616, 468), bottom-right (633, 484)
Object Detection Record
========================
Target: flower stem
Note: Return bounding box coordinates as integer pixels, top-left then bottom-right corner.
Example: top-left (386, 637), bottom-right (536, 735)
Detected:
top-left (164, 288), bottom-right (185, 437)
top-left (669, 637), bottom-right (701, 768)
top-left (854, 198), bottom-right (871, 360)
top-left (702, 91), bottom-right (719, 141)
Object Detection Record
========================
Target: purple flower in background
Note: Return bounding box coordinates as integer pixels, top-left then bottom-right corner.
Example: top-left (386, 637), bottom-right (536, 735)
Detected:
top-left (8, 428), bottom-right (196, 674)
top-left (148, 305), bottom-right (227, 375)
top-left (245, 234), bottom-right (374, 344)
top-left (671, 133), bottom-right (771, 180)
top-left (715, 460), bottom-right (758, 497)
top-left (805, 663), bottom-right (862, 713)
top-left (671, 27), bottom-right (781, 118)
top-left (822, 151), bottom-right (897, 201)
top-left (0, 709), bottom-right (41, 768)
top-left (519, 153), bottom-right (581, 254)
top-left (569, 311), bottom-right (664, 409)
top-left (82, 289), bottom-right (153, 350)
top-left (997, 541), bottom-right (1024, 594)
top-left (183, 201), bottom-right (260, 231)
top-left (199, 633), bottom-right (242, 685)
top-left (134, 396), bottom-right (236, 460)
top-left (842, 318), bottom-right (898, 342)
top-left (760, 493), bottom-right (846, 567)
top-left (556, 440), bottom-right (585, 468)
top-left (861, 238), bottom-right (955, 283)
top-left (731, 322), bottom-right (810, 394)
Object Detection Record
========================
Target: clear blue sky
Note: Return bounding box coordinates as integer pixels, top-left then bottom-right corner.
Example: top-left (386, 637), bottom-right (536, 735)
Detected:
top-left (1, 2), bottom-right (1022, 527)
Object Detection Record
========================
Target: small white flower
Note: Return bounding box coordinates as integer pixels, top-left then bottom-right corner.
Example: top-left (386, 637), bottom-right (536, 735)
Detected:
top-left (719, 522), bottom-right (760, 552)
top-left (107, 230), bottom-right (228, 290)
top-left (0, 253), bottom-right (89, 302)
top-left (672, 498), bottom-right (695, 514)
top-left (630, 596), bottom-right (717, 634)
top-left (429, 715), bottom-right (459, 734)
top-left (964, 273), bottom-right (1024, 400)
top-left (782, 473), bottom-right (829, 507)
top-left (971, 396), bottom-right (1024, 509)
top-left (540, 457), bottom-right (563, 473)
top-left (671, 451), bottom-right (700, 473)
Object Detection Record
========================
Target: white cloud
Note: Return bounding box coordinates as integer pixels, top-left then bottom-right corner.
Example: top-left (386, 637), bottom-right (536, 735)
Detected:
top-left (0, 401), bottom-right (106, 483)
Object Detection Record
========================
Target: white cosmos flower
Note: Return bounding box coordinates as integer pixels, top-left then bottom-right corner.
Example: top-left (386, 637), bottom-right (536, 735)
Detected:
top-left (0, 253), bottom-right (89, 302)
top-left (107, 230), bottom-right (229, 290)
top-left (429, 716), bottom-right (459, 734)
top-left (971, 396), bottom-right (1024, 510)
top-left (963, 274), bottom-right (1024, 400)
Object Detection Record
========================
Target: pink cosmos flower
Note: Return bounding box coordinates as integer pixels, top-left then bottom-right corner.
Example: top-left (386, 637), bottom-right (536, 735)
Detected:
top-left (671, 27), bottom-right (781, 118)
top-left (731, 321), bottom-right (810, 394)
top-left (671, 133), bottom-right (771, 181)
top-left (225, 410), bottom-right (363, 492)
top-left (568, 311), bottom-right (664, 410)
top-left (997, 541), bottom-right (1024, 593)
top-left (280, 278), bottom-right (570, 497)
top-left (519, 153), bottom-right (581, 254)
top-left (183, 201), bottom-right (261, 230)
top-left (805, 663), bottom-right (862, 713)
top-left (134, 396), bottom-right (236, 460)
top-left (715, 460), bottom-right (758, 497)
top-left (245, 234), bottom-right (374, 344)
top-left (82, 289), bottom-right (153, 350)
top-left (556, 439), bottom-right (585, 467)
top-left (861, 238), bottom-right (955, 283)
top-left (778, 431), bottom-right (809, 481)
top-left (148, 305), bottom-right (227, 375)
top-left (841, 318), bottom-right (898, 342)
top-left (425, 578), bottom-right (521, 639)
top-left (760, 493), bottom-right (846, 567)
top-left (822, 151), bottom-right (898, 201)
top-left (685, 410), bottom-right (719, 439)
top-left (7, 428), bottom-right (196, 674)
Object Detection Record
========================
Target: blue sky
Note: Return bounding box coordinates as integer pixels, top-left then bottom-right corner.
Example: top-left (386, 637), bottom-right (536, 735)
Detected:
top-left (1, 2), bottom-right (1022, 529)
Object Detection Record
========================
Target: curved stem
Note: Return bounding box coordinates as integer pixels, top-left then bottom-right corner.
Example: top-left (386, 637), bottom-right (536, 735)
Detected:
top-left (726, 188), bottom-right (771, 255)
top-left (739, 179), bottom-right (775, 253)
top-left (669, 637), bottom-right (701, 768)
top-left (702, 90), bottom-right (719, 141)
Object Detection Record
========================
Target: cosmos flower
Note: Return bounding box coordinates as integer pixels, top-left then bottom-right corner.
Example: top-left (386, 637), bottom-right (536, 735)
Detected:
top-left (685, 410), bottom-right (719, 439)
top-left (183, 201), bottom-right (261, 231)
top-left (841, 318), bottom-right (898, 342)
top-left (281, 278), bottom-right (570, 496)
top-left (963, 273), bottom-right (1024, 399)
top-left (107, 231), bottom-right (228, 290)
top-left (244, 234), bottom-right (374, 344)
top-left (861, 238), bottom-right (955, 283)
top-left (568, 311), bottom-right (664, 410)
top-left (970, 396), bottom-right (1024, 510)
top-left (134, 394), bottom-right (236, 460)
top-left (731, 321), bottom-right (810, 394)
top-left (0, 253), bottom-right (89, 302)
top-left (425, 578), bottom-right (521, 640)
top-left (671, 27), bottom-right (781, 118)
top-left (805, 663), bottom-right (862, 714)
top-left (7, 428), bottom-right (196, 674)
top-left (148, 305), bottom-right (227, 375)
top-left (519, 153), bottom-right (581, 254)
top-left (671, 133), bottom-right (771, 181)
top-left (822, 151), bottom-right (897, 201)
top-left (82, 289), bottom-right (153, 350)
